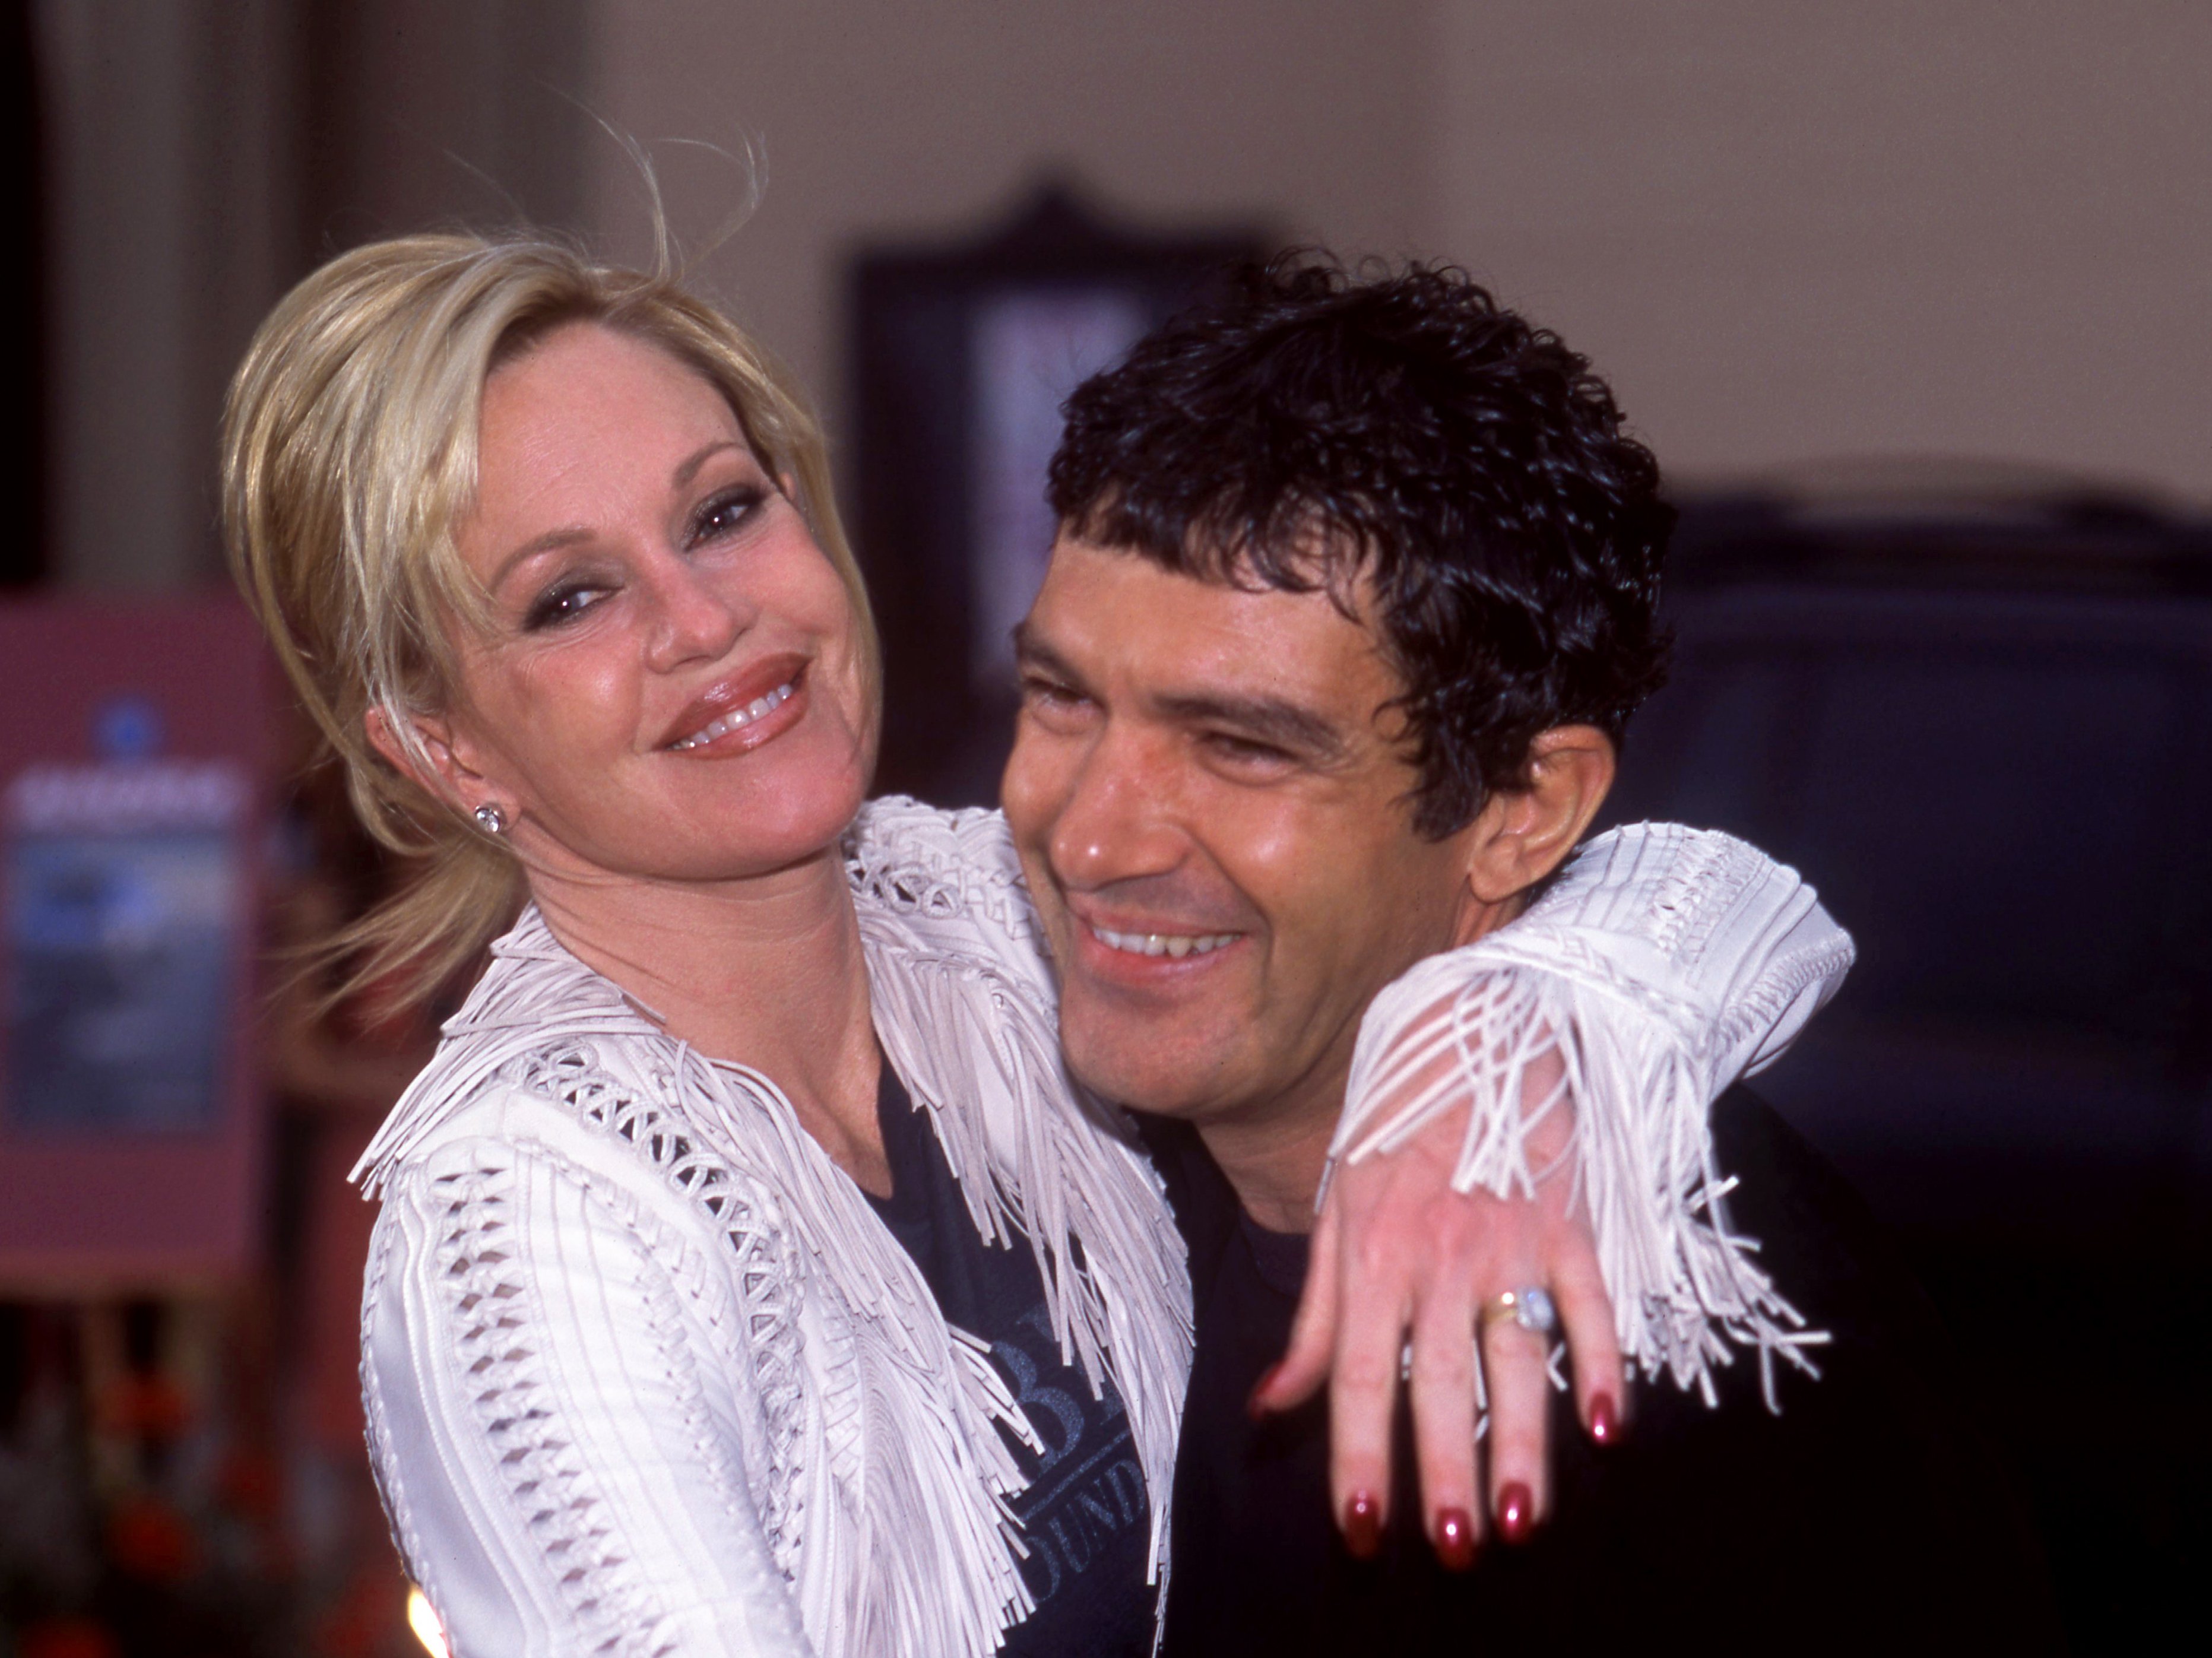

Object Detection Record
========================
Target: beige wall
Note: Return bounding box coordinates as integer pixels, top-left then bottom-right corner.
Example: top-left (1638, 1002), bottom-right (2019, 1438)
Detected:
top-left (41, 1), bottom-right (2212, 588)
top-left (37, 0), bottom-right (591, 591)
top-left (1430, 1), bottom-right (2212, 500)
top-left (584, 0), bottom-right (1432, 462)
top-left (37, 0), bottom-right (293, 591)
top-left (589, 1), bottom-right (2212, 503)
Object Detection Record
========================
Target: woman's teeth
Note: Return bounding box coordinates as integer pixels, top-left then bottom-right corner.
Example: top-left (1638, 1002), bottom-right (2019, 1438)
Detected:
top-left (1091, 925), bottom-right (1237, 960)
top-left (671, 681), bottom-right (795, 750)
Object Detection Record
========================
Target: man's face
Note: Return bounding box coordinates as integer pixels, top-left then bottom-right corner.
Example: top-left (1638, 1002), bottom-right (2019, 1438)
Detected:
top-left (1003, 537), bottom-right (1476, 1139)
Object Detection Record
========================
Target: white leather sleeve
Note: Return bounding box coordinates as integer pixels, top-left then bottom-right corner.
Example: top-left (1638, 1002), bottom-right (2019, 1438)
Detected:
top-left (360, 1107), bottom-right (816, 1658)
top-left (1327, 823), bottom-right (1856, 1404)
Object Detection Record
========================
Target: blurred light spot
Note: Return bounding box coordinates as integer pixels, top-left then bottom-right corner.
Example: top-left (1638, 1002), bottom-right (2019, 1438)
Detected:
top-left (93, 694), bottom-right (164, 761)
top-left (408, 1587), bottom-right (451, 1658)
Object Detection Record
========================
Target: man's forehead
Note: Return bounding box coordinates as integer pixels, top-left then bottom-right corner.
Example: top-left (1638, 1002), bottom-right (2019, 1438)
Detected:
top-left (1023, 537), bottom-right (1402, 727)
top-left (1032, 534), bottom-right (1380, 648)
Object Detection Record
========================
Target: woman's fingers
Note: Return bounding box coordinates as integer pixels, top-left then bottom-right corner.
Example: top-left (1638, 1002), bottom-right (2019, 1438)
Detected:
top-left (1323, 1227), bottom-right (1414, 1555)
top-left (1282, 1045), bottom-right (1625, 1561)
top-left (1259, 1196), bottom-right (1343, 1414)
top-left (1550, 1236), bottom-right (1626, 1443)
top-left (1479, 1309), bottom-right (1553, 1542)
top-left (1407, 1272), bottom-right (1482, 1567)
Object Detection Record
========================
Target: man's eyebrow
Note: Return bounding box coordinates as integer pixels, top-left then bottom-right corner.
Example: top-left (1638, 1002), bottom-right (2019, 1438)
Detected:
top-left (489, 441), bottom-right (752, 591)
top-left (1012, 623), bottom-right (1348, 759)
top-left (1010, 623), bottom-right (1086, 687)
top-left (1155, 690), bottom-right (1349, 759)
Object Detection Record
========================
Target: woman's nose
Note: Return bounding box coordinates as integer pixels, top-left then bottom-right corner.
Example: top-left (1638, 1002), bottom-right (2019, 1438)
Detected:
top-left (644, 556), bottom-right (752, 671)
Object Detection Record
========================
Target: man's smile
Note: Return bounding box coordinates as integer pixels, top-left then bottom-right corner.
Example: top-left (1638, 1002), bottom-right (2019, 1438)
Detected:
top-left (1064, 897), bottom-right (1253, 989)
top-left (1088, 923), bottom-right (1240, 959)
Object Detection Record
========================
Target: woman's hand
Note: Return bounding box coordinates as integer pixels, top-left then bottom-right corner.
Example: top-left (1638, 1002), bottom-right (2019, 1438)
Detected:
top-left (1252, 1033), bottom-right (1624, 1566)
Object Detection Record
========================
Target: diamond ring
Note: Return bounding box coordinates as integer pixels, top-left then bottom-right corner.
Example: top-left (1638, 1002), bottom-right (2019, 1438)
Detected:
top-left (1481, 1286), bottom-right (1558, 1336)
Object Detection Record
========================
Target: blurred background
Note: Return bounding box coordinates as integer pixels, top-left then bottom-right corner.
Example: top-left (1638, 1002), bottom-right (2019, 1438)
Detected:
top-left (1, 2), bottom-right (2206, 1653)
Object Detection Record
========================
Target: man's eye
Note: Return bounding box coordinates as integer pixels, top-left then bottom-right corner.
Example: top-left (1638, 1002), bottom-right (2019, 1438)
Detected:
top-left (1203, 732), bottom-right (1291, 768)
top-left (1020, 676), bottom-right (1092, 718)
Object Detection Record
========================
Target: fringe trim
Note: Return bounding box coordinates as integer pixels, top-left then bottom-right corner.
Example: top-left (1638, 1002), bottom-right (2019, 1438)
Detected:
top-left (1327, 937), bottom-right (1830, 1411)
top-left (844, 796), bottom-right (1191, 1594)
top-left (860, 908), bottom-right (1192, 1586)
top-left (354, 795), bottom-right (1193, 1656)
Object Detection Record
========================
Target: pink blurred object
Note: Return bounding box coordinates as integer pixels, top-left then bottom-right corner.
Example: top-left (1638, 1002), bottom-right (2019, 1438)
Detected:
top-left (0, 598), bottom-right (273, 1291)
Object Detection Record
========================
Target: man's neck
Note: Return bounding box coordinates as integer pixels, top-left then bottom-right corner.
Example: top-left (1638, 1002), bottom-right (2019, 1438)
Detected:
top-left (1192, 1063), bottom-right (1349, 1235)
top-left (1190, 889), bottom-right (1532, 1235)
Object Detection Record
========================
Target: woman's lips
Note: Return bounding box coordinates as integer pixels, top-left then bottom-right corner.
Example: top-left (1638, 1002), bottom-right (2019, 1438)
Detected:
top-left (661, 657), bottom-right (809, 757)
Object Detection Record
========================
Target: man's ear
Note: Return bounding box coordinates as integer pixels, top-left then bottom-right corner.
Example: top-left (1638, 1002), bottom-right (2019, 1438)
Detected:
top-left (1460, 724), bottom-right (1617, 909)
top-left (364, 705), bottom-right (492, 818)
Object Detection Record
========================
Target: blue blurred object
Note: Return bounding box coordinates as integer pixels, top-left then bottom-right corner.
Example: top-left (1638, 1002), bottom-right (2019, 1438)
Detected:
top-left (7, 831), bottom-right (234, 1132)
top-left (93, 695), bottom-right (166, 763)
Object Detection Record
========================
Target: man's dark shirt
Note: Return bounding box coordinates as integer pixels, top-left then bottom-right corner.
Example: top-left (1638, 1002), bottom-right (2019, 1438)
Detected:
top-left (869, 1065), bottom-right (1153, 1658)
top-left (1139, 1089), bottom-right (2059, 1654)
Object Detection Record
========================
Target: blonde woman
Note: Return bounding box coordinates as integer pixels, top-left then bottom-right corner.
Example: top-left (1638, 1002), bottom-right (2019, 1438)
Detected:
top-left (222, 233), bottom-right (1845, 1657)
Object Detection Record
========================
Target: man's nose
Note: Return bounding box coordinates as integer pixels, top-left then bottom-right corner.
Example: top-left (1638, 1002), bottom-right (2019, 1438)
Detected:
top-left (1048, 724), bottom-right (1188, 891)
top-left (644, 554), bottom-right (752, 671)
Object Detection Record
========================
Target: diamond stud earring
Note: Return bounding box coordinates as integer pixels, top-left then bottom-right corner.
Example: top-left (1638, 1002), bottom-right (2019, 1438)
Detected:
top-left (473, 803), bottom-right (508, 836)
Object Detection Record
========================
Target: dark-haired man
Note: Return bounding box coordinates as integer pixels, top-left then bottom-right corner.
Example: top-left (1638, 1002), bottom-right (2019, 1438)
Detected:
top-left (1001, 259), bottom-right (2055, 1649)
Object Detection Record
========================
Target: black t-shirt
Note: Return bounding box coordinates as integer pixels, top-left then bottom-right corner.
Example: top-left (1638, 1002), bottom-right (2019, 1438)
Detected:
top-left (867, 1064), bottom-right (1154, 1658)
top-left (1139, 1088), bottom-right (2062, 1655)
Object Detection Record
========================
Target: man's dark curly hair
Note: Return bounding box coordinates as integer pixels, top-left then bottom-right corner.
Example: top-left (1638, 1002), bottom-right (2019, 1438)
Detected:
top-left (1045, 253), bottom-right (1673, 838)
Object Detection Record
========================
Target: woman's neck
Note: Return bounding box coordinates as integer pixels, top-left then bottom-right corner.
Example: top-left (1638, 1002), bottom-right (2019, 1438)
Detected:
top-left (525, 845), bottom-right (890, 1194)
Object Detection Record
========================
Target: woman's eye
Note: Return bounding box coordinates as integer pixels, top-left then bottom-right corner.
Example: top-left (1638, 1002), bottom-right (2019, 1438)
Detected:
top-left (523, 582), bottom-right (609, 631)
top-left (690, 486), bottom-right (765, 545)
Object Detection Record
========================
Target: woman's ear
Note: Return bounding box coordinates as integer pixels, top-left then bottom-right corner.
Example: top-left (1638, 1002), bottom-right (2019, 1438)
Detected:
top-left (1461, 725), bottom-right (1618, 907)
top-left (364, 705), bottom-right (488, 817)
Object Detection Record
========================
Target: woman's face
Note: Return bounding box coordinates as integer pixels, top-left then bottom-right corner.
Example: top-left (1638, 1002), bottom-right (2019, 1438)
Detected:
top-left (426, 322), bottom-right (874, 886)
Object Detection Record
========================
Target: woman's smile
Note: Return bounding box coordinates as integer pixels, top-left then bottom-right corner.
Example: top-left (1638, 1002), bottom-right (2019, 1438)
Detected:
top-left (662, 655), bottom-right (810, 754)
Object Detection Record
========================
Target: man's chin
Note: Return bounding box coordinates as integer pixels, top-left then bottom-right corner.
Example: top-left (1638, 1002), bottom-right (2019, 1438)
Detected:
top-left (1059, 1022), bottom-right (1241, 1124)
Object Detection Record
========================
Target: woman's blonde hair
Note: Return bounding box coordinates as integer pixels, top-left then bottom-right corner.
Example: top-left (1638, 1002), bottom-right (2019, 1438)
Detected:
top-left (223, 230), bottom-right (877, 1007)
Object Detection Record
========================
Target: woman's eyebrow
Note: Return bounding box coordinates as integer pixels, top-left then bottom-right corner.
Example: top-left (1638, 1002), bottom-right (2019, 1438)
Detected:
top-left (490, 525), bottom-right (594, 591)
top-left (673, 440), bottom-right (749, 487)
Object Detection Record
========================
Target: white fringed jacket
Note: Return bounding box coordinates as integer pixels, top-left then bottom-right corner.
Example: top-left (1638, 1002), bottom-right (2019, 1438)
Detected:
top-left (354, 800), bottom-right (1853, 1658)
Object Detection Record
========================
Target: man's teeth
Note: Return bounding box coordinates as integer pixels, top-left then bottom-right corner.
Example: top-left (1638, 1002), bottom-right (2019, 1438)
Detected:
top-left (671, 682), bottom-right (794, 750)
top-left (1091, 925), bottom-right (1237, 959)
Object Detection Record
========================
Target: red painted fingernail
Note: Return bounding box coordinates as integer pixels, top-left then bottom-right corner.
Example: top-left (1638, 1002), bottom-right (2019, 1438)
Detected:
top-left (1589, 1391), bottom-right (1619, 1445)
top-left (1497, 1482), bottom-right (1535, 1545)
top-left (1434, 1507), bottom-right (1477, 1572)
top-left (1246, 1364), bottom-right (1282, 1422)
top-left (1343, 1491), bottom-right (1384, 1559)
